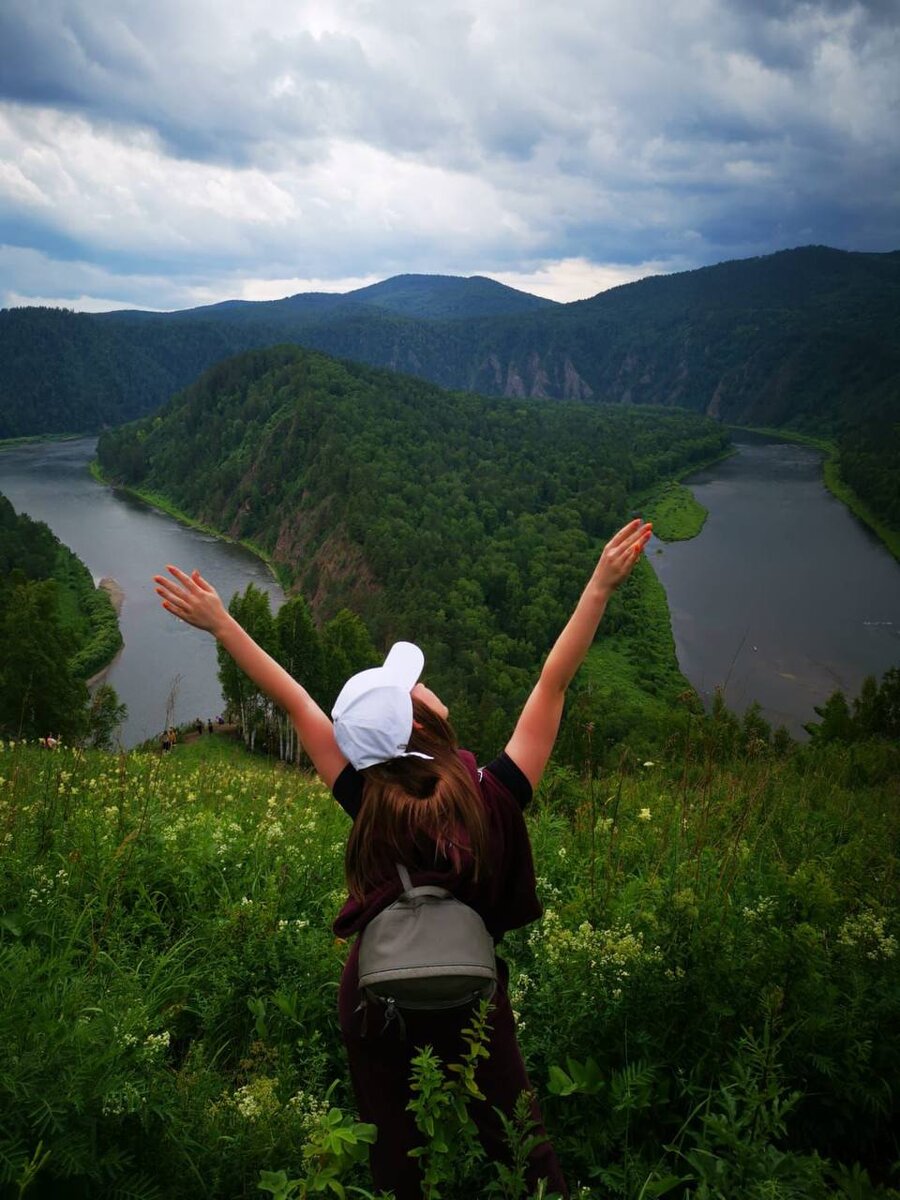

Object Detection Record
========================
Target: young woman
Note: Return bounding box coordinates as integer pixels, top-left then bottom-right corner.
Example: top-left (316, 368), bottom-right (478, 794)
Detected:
top-left (154, 516), bottom-right (651, 1198)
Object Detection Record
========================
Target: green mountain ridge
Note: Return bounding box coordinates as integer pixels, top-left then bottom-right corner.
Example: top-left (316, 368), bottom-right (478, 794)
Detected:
top-left (97, 271), bottom-right (557, 323)
top-left (2, 245), bottom-right (895, 429)
top-left (341, 272), bottom-right (558, 318)
top-left (4, 246), bottom-right (898, 531)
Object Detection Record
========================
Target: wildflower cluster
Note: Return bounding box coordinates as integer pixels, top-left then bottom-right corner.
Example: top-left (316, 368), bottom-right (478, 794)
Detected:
top-left (837, 908), bottom-right (897, 961)
top-left (741, 895), bottom-right (778, 923)
top-left (277, 918), bottom-right (310, 934)
top-left (285, 1088), bottom-right (330, 1135)
top-left (142, 1031), bottom-right (171, 1061)
top-left (229, 1077), bottom-right (281, 1123)
top-left (529, 909), bottom-right (662, 999)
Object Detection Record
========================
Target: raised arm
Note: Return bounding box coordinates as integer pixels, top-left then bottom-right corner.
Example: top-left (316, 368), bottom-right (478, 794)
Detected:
top-left (505, 518), bottom-right (652, 789)
top-left (153, 567), bottom-right (348, 788)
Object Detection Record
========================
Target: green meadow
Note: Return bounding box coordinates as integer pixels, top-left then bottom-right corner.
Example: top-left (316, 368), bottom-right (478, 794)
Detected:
top-left (1, 724), bottom-right (897, 1199)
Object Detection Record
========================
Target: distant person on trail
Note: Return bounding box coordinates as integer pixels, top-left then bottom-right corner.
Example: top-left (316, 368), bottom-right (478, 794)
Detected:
top-left (153, 517), bottom-right (651, 1199)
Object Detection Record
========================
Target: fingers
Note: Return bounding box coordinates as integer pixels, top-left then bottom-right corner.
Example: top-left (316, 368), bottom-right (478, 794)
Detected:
top-left (629, 523), bottom-right (653, 554)
top-left (153, 566), bottom-right (212, 599)
top-left (166, 564), bottom-right (201, 593)
top-left (609, 520), bottom-right (651, 557)
top-left (608, 518), bottom-right (642, 548)
top-left (596, 520), bottom-right (652, 583)
top-left (153, 575), bottom-right (186, 603)
top-left (191, 569), bottom-right (214, 593)
top-left (153, 566), bottom-right (221, 632)
top-left (153, 567), bottom-right (200, 619)
top-left (154, 581), bottom-right (188, 609)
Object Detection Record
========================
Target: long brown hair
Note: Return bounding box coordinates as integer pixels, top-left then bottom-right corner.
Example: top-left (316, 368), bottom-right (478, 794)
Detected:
top-left (344, 698), bottom-right (489, 900)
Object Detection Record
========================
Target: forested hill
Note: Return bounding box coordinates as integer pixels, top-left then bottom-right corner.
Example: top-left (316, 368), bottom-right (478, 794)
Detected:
top-left (98, 345), bottom-right (729, 753)
top-left (0, 306), bottom-right (264, 439)
top-left (6, 247), bottom-right (898, 531)
top-left (338, 273), bottom-right (557, 318)
top-left (2, 247), bottom-right (896, 436)
top-left (0, 273), bottom-right (553, 438)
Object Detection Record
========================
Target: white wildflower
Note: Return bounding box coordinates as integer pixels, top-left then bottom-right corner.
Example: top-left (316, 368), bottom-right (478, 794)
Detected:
top-left (838, 909), bottom-right (897, 961)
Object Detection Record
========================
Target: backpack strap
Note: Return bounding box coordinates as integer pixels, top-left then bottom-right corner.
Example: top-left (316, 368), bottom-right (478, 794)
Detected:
top-left (396, 864), bottom-right (452, 901)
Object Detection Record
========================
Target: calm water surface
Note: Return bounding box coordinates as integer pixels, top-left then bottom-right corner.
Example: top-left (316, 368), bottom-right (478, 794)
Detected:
top-left (0, 438), bottom-right (284, 747)
top-left (2, 434), bottom-right (898, 746)
top-left (650, 435), bottom-right (900, 736)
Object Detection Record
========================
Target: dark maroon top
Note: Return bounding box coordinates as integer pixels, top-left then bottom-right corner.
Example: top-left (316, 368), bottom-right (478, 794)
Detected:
top-left (331, 750), bottom-right (542, 943)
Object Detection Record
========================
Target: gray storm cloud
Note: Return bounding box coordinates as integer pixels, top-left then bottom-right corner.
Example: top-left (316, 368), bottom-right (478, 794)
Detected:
top-left (0, 0), bottom-right (897, 308)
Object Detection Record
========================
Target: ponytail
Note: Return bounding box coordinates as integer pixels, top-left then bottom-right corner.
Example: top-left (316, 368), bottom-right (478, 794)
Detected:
top-left (344, 698), bottom-right (489, 901)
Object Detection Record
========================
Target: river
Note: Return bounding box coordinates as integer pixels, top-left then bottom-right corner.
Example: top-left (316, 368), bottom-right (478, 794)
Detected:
top-left (0, 437), bottom-right (285, 747)
top-left (649, 433), bottom-right (900, 737)
top-left (2, 434), bottom-right (898, 745)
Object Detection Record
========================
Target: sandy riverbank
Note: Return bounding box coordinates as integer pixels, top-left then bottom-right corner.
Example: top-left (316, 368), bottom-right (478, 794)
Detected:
top-left (98, 576), bottom-right (124, 615)
top-left (85, 578), bottom-right (125, 686)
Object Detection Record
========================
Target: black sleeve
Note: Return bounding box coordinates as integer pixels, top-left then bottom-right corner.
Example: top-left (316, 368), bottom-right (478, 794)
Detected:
top-left (482, 751), bottom-right (533, 810)
top-left (332, 763), bottom-right (364, 820)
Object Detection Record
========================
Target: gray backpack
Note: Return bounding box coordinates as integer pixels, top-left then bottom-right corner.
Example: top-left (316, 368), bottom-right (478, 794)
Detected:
top-left (358, 864), bottom-right (497, 1022)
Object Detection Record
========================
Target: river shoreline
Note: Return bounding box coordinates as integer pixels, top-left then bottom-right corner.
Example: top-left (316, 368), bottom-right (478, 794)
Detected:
top-left (650, 434), bottom-right (900, 737)
top-left (0, 439), bottom-right (286, 746)
top-left (84, 578), bottom-right (126, 687)
top-left (99, 576), bottom-right (125, 615)
top-left (0, 431), bottom-right (87, 451)
top-left (635, 443), bottom-right (738, 541)
top-left (88, 460), bottom-right (286, 589)
top-left (730, 425), bottom-right (900, 563)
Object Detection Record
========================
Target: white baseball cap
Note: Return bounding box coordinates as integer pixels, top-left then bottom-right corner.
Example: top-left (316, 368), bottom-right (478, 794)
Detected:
top-left (331, 641), bottom-right (434, 771)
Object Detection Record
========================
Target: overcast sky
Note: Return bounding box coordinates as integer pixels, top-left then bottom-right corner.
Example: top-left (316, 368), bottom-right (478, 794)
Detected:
top-left (1, 0), bottom-right (898, 311)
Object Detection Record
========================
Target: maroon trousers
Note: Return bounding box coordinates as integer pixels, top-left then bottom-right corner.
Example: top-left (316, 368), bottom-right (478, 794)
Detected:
top-left (339, 945), bottom-right (568, 1199)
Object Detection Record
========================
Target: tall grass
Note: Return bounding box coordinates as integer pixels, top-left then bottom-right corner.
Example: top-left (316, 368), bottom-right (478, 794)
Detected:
top-left (0, 734), bottom-right (897, 1198)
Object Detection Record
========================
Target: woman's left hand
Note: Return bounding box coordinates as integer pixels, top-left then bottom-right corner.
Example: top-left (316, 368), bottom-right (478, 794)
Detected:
top-left (153, 566), bottom-right (229, 636)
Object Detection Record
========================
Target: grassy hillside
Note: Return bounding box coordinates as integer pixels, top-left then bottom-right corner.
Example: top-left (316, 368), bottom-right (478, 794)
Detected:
top-left (0, 730), bottom-right (896, 1198)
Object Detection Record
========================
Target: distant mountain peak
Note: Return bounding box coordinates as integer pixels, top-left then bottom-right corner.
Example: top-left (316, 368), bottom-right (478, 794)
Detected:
top-left (343, 273), bottom-right (557, 319)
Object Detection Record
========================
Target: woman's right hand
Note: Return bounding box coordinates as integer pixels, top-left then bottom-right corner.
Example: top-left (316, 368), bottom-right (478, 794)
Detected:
top-left (592, 519), bottom-right (652, 594)
top-left (153, 566), bottom-right (349, 788)
top-left (153, 566), bottom-right (229, 636)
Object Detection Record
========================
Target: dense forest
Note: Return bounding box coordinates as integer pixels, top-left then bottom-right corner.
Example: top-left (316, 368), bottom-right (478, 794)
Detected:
top-left (4, 247), bottom-right (897, 537)
top-left (0, 492), bottom-right (124, 744)
top-left (0, 274), bottom-right (554, 438)
top-left (99, 345), bottom-right (730, 758)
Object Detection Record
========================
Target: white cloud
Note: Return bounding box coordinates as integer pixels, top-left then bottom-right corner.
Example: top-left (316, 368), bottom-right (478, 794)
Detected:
top-left (0, 105), bottom-right (528, 282)
top-left (491, 258), bottom-right (673, 303)
top-left (2, 290), bottom-right (157, 313)
top-left (0, 0), bottom-right (897, 310)
top-left (0, 244), bottom-right (431, 311)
